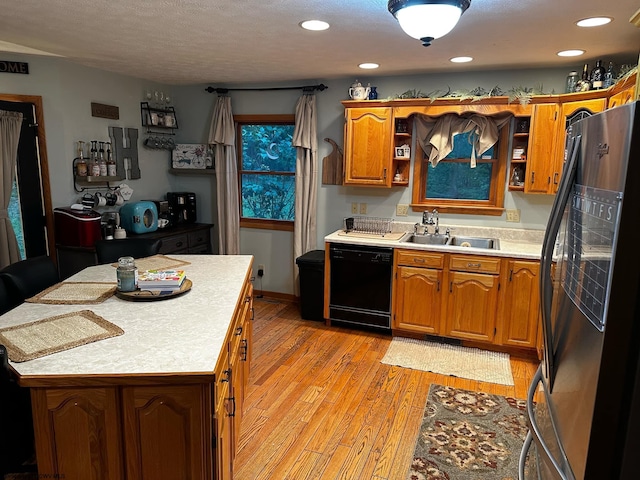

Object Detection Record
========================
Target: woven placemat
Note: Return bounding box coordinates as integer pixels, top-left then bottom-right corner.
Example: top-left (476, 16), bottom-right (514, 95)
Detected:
top-left (27, 282), bottom-right (117, 304)
top-left (110, 254), bottom-right (191, 271)
top-left (0, 310), bottom-right (124, 362)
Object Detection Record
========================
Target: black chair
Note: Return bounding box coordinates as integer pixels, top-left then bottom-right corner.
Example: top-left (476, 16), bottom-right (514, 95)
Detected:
top-left (0, 255), bottom-right (60, 309)
top-left (0, 281), bottom-right (36, 477)
top-left (94, 238), bottom-right (163, 264)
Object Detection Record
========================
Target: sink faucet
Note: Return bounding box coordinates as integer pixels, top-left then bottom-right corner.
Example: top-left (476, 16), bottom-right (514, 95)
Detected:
top-left (432, 209), bottom-right (439, 235)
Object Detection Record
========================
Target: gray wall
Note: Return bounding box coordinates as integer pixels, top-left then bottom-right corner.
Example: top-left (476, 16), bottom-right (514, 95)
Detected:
top-left (3, 51), bottom-right (619, 295)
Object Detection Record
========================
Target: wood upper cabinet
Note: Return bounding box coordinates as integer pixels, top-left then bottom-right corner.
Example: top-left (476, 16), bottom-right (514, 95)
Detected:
top-left (31, 387), bottom-right (124, 480)
top-left (122, 385), bottom-right (210, 480)
top-left (393, 250), bottom-right (446, 334)
top-left (608, 85), bottom-right (637, 109)
top-left (498, 259), bottom-right (540, 348)
top-left (444, 255), bottom-right (501, 343)
top-left (343, 107), bottom-right (393, 186)
top-left (525, 103), bottom-right (560, 194)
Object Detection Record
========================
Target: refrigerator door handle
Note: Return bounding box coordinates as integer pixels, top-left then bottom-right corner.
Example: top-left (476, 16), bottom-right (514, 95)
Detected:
top-left (526, 366), bottom-right (571, 480)
top-left (540, 134), bottom-right (581, 384)
top-left (518, 431), bottom-right (533, 480)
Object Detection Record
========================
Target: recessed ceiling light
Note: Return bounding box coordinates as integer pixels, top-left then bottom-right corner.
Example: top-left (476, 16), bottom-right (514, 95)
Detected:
top-left (300, 20), bottom-right (330, 31)
top-left (557, 49), bottom-right (585, 57)
top-left (450, 56), bottom-right (473, 63)
top-left (359, 63), bottom-right (379, 69)
top-left (576, 17), bottom-right (612, 27)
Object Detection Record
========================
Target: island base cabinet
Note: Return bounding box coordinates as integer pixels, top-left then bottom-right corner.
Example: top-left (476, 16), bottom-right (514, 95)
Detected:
top-left (122, 384), bottom-right (211, 480)
top-left (31, 387), bottom-right (124, 480)
top-left (31, 384), bottom-right (213, 480)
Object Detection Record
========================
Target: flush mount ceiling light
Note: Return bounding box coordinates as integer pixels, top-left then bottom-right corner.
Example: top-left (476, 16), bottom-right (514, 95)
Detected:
top-left (300, 20), bottom-right (330, 31)
top-left (450, 56), bottom-right (473, 63)
top-left (576, 16), bottom-right (612, 27)
top-left (388, 0), bottom-right (471, 46)
top-left (557, 49), bottom-right (585, 57)
top-left (359, 63), bottom-right (380, 69)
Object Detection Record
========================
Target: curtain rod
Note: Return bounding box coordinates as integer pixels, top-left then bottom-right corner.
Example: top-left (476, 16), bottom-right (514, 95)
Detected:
top-left (205, 83), bottom-right (328, 94)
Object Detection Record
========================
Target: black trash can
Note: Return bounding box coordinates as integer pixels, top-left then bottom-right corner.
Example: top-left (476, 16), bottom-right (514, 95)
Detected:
top-left (295, 250), bottom-right (325, 321)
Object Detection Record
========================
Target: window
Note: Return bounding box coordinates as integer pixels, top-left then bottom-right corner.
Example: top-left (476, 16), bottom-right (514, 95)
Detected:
top-left (235, 115), bottom-right (296, 231)
top-left (411, 119), bottom-right (509, 216)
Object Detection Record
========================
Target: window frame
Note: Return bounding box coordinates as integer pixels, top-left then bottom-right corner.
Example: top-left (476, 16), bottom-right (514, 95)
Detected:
top-left (235, 114), bottom-right (296, 231)
top-left (410, 121), bottom-right (509, 216)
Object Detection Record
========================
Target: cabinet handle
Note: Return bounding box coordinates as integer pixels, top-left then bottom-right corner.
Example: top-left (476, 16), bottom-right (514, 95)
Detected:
top-left (437, 280), bottom-right (440, 292)
top-left (241, 339), bottom-right (248, 361)
top-left (235, 326), bottom-right (243, 336)
top-left (383, 168), bottom-right (387, 180)
top-left (530, 172), bottom-right (535, 183)
top-left (245, 295), bottom-right (251, 303)
top-left (553, 172), bottom-right (559, 184)
top-left (221, 369), bottom-right (231, 383)
top-left (547, 176), bottom-right (551, 184)
top-left (251, 307), bottom-right (255, 321)
top-left (509, 269), bottom-right (513, 282)
top-left (229, 396), bottom-right (236, 417)
top-left (467, 263), bottom-right (481, 268)
top-left (176, 241), bottom-right (184, 248)
top-left (413, 258), bottom-right (426, 263)
top-left (449, 281), bottom-right (453, 293)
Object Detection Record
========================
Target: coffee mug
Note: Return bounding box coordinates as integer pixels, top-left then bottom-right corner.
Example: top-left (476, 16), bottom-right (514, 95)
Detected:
top-left (95, 192), bottom-right (107, 207)
top-left (106, 192), bottom-right (118, 206)
top-left (163, 114), bottom-right (175, 127)
top-left (81, 193), bottom-right (95, 208)
top-left (158, 218), bottom-right (169, 228)
top-left (115, 191), bottom-right (125, 206)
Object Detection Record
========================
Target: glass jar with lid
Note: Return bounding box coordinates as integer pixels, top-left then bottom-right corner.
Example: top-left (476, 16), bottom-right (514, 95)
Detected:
top-left (116, 256), bottom-right (138, 292)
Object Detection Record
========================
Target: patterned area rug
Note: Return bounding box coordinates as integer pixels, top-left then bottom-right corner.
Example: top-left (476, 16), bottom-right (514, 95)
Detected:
top-left (408, 384), bottom-right (528, 480)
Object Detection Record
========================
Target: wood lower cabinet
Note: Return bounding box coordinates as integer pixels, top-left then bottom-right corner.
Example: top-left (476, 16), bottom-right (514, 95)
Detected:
top-left (498, 260), bottom-right (540, 348)
top-left (444, 255), bottom-right (501, 343)
top-left (393, 250), bottom-right (445, 334)
top-left (343, 107), bottom-right (393, 186)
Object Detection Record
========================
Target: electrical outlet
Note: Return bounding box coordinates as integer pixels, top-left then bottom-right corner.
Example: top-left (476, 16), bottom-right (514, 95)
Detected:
top-left (396, 204), bottom-right (409, 216)
top-left (359, 203), bottom-right (367, 215)
top-left (506, 209), bottom-right (521, 222)
top-left (257, 264), bottom-right (265, 276)
top-left (351, 202), bottom-right (358, 214)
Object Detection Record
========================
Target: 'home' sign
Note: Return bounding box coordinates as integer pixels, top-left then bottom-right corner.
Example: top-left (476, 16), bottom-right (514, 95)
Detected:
top-left (0, 60), bottom-right (29, 74)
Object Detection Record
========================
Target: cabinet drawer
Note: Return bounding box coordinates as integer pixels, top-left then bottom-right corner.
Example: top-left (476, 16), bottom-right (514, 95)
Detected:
top-left (396, 249), bottom-right (445, 268)
top-left (188, 230), bottom-right (210, 248)
top-left (449, 255), bottom-right (501, 274)
top-left (159, 234), bottom-right (188, 253)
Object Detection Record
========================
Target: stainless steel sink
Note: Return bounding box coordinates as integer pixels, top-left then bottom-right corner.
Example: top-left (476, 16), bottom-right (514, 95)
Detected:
top-left (401, 234), bottom-right (450, 245)
top-left (448, 235), bottom-right (500, 250)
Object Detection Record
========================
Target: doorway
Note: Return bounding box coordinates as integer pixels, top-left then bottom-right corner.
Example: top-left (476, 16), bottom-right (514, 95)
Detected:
top-left (0, 94), bottom-right (55, 262)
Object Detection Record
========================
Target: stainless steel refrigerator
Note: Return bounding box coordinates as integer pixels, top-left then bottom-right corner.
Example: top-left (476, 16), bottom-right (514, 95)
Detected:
top-left (520, 101), bottom-right (640, 480)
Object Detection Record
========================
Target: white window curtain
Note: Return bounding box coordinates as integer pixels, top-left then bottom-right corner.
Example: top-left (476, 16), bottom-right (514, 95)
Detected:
top-left (415, 112), bottom-right (512, 167)
top-left (292, 94), bottom-right (318, 296)
top-left (208, 96), bottom-right (240, 255)
top-left (0, 110), bottom-right (23, 268)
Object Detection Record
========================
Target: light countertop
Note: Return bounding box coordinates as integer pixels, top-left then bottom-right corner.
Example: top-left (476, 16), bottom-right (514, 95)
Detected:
top-left (324, 223), bottom-right (544, 260)
top-left (4, 255), bottom-right (253, 381)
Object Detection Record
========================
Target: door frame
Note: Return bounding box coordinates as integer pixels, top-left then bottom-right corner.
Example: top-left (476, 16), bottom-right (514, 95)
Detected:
top-left (0, 93), bottom-right (56, 262)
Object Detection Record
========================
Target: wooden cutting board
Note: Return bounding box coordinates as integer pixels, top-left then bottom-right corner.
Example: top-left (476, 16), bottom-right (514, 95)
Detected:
top-left (322, 138), bottom-right (343, 185)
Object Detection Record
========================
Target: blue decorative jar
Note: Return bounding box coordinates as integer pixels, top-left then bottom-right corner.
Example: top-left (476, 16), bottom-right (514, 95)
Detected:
top-left (368, 86), bottom-right (378, 100)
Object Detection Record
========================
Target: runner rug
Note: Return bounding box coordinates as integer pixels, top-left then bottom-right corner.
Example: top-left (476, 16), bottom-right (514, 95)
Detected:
top-left (408, 384), bottom-right (528, 480)
top-left (381, 337), bottom-right (514, 386)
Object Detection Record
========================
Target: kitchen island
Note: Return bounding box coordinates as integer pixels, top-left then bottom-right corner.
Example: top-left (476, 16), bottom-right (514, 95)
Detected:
top-left (4, 254), bottom-right (253, 480)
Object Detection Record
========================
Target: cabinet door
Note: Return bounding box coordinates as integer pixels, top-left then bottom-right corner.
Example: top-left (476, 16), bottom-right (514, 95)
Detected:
top-left (551, 98), bottom-right (606, 193)
top-left (394, 265), bottom-right (444, 334)
top-left (500, 260), bottom-right (540, 348)
top-left (122, 384), bottom-right (209, 480)
top-left (214, 373), bottom-right (233, 480)
top-left (344, 107), bottom-right (393, 186)
top-left (445, 271), bottom-right (499, 343)
top-left (31, 387), bottom-right (123, 480)
top-left (525, 103), bottom-right (559, 194)
top-left (608, 85), bottom-right (636, 109)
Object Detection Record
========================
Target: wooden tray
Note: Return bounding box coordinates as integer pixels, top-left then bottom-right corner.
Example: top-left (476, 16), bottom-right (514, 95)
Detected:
top-left (115, 279), bottom-right (192, 302)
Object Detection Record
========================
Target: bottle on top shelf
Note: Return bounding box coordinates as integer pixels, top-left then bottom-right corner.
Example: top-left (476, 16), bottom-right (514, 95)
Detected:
top-left (565, 71), bottom-right (578, 93)
top-left (603, 62), bottom-right (615, 89)
top-left (106, 142), bottom-right (117, 177)
top-left (576, 64), bottom-right (591, 92)
top-left (90, 140), bottom-right (100, 176)
top-left (76, 140), bottom-right (87, 177)
top-left (98, 141), bottom-right (108, 176)
top-left (590, 60), bottom-right (606, 90)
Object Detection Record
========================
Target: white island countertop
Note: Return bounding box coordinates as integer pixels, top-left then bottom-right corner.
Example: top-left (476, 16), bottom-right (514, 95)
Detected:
top-left (324, 223), bottom-right (544, 260)
top-left (4, 255), bottom-right (253, 383)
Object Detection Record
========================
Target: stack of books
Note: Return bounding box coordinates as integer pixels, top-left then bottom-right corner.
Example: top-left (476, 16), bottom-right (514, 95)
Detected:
top-left (137, 269), bottom-right (186, 293)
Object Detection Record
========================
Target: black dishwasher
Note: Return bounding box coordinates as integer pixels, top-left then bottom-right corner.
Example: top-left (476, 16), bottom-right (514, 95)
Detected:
top-left (329, 243), bottom-right (393, 329)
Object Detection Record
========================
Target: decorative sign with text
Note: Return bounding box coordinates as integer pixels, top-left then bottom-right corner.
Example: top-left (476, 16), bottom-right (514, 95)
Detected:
top-left (0, 60), bottom-right (29, 74)
top-left (91, 102), bottom-right (120, 120)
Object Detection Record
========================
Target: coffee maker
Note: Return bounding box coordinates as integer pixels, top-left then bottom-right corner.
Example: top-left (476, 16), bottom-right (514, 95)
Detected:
top-left (166, 192), bottom-right (197, 224)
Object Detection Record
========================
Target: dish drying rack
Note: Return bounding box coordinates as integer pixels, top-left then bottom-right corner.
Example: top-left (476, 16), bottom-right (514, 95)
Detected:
top-left (344, 216), bottom-right (393, 235)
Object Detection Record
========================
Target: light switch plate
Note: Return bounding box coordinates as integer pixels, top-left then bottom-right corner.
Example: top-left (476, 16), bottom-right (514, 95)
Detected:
top-left (351, 202), bottom-right (358, 214)
top-left (506, 209), bottom-right (521, 222)
top-left (359, 203), bottom-right (367, 215)
top-left (396, 204), bottom-right (409, 216)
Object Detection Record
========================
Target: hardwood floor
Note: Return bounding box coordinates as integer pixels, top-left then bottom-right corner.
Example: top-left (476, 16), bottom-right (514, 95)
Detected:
top-left (234, 298), bottom-right (539, 480)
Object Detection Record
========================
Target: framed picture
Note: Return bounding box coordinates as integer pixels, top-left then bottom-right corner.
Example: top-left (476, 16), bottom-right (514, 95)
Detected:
top-left (172, 144), bottom-right (211, 169)
top-left (395, 145), bottom-right (410, 158)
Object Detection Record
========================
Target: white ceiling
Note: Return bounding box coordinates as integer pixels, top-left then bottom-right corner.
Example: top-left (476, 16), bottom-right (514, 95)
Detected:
top-left (1, 0), bottom-right (639, 86)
